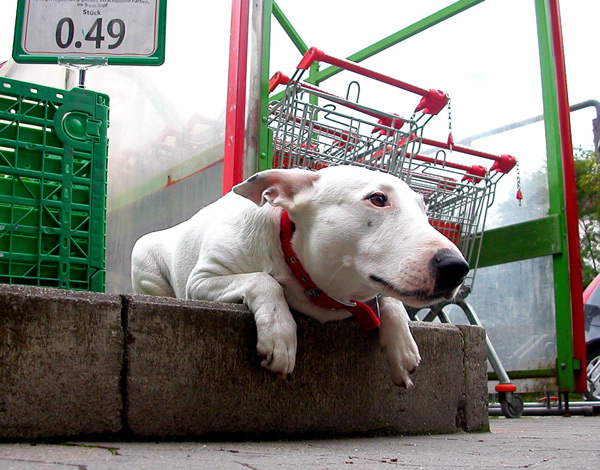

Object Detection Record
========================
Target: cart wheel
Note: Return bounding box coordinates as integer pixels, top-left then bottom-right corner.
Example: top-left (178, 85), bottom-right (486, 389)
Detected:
top-left (500, 392), bottom-right (524, 419)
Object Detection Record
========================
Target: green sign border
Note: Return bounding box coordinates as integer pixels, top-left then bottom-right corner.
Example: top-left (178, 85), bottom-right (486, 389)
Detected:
top-left (12, 0), bottom-right (167, 66)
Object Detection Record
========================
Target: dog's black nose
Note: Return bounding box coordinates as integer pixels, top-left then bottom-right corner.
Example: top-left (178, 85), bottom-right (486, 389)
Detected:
top-left (431, 249), bottom-right (470, 295)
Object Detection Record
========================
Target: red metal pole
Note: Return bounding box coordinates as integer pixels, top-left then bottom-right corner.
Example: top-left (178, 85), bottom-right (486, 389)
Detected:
top-left (222, 0), bottom-right (250, 194)
top-left (549, 0), bottom-right (587, 393)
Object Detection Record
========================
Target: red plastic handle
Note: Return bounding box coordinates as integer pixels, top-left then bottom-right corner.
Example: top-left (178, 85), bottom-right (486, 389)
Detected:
top-left (269, 71), bottom-right (290, 93)
top-left (410, 154), bottom-right (488, 183)
top-left (420, 137), bottom-right (517, 174)
top-left (490, 154), bottom-right (517, 173)
top-left (296, 47), bottom-right (448, 115)
top-left (415, 89), bottom-right (449, 115)
top-left (297, 47), bottom-right (326, 70)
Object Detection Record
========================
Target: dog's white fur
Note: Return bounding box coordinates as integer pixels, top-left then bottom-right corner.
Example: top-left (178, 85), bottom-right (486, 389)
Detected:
top-left (131, 165), bottom-right (467, 387)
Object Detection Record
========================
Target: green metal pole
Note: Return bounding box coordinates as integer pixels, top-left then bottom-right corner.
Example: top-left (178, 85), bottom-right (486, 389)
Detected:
top-left (258, 0), bottom-right (274, 172)
top-left (272, 1), bottom-right (308, 56)
top-left (315, 0), bottom-right (486, 85)
top-left (534, 0), bottom-right (577, 392)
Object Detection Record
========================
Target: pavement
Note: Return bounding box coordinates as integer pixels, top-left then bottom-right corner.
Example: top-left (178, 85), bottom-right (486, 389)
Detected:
top-left (0, 415), bottom-right (598, 469)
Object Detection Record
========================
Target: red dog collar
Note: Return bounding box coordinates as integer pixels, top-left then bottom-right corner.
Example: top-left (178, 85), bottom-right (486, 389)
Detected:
top-left (280, 210), bottom-right (380, 331)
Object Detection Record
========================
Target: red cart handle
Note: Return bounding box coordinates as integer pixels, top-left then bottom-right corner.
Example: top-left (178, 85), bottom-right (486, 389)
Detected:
top-left (420, 136), bottom-right (517, 174)
top-left (370, 144), bottom-right (490, 183)
top-left (297, 47), bottom-right (448, 115)
top-left (411, 154), bottom-right (488, 183)
top-left (269, 71), bottom-right (290, 93)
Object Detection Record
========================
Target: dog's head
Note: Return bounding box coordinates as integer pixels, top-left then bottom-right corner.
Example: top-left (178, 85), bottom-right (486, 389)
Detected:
top-left (234, 166), bottom-right (469, 307)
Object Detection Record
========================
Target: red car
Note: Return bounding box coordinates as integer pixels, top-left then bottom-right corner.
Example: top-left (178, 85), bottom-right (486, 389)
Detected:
top-left (583, 275), bottom-right (600, 400)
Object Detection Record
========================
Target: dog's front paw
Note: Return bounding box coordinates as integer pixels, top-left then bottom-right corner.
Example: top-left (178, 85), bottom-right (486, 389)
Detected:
top-left (385, 340), bottom-right (421, 388)
top-left (378, 297), bottom-right (421, 388)
top-left (255, 320), bottom-right (297, 378)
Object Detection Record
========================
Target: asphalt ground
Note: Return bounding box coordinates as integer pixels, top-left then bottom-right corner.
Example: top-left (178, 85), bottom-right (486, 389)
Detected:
top-left (0, 415), bottom-right (598, 469)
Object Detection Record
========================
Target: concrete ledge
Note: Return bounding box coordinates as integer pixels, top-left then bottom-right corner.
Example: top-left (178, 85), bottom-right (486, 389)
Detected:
top-left (0, 285), bottom-right (489, 440)
top-left (0, 285), bottom-right (123, 440)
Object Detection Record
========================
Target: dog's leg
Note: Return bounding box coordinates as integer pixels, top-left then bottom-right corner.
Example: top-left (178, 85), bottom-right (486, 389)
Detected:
top-left (131, 243), bottom-right (176, 297)
top-left (187, 272), bottom-right (297, 377)
top-left (378, 297), bottom-right (421, 388)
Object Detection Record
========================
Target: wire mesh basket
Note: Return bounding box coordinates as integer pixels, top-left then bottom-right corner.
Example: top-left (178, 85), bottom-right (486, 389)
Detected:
top-left (268, 48), bottom-right (516, 294)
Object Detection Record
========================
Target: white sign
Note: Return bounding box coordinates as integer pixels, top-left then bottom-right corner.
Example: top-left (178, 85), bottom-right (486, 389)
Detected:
top-left (20, 0), bottom-right (160, 57)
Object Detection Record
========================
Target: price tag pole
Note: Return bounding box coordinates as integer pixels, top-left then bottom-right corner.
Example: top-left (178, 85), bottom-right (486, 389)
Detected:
top-left (58, 56), bottom-right (108, 89)
top-left (13, 0), bottom-right (167, 87)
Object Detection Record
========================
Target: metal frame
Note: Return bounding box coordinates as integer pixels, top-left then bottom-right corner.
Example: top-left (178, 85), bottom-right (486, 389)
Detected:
top-left (223, 0), bottom-right (587, 395)
top-left (535, 0), bottom-right (586, 393)
top-left (222, 0), bottom-right (250, 193)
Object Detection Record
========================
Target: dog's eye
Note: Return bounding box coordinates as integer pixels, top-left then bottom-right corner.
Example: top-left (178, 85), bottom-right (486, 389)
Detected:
top-left (367, 192), bottom-right (388, 208)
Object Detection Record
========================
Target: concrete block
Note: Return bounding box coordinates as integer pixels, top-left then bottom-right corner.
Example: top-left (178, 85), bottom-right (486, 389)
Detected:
top-left (0, 285), bottom-right (488, 440)
top-left (124, 294), bottom-right (488, 439)
top-left (456, 324), bottom-right (490, 432)
top-left (0, 285), bottom-right (123, 440)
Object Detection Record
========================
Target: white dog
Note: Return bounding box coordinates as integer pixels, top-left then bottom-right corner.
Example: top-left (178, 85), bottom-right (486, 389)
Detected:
top-left (131, 165), bottom-right (469, 387)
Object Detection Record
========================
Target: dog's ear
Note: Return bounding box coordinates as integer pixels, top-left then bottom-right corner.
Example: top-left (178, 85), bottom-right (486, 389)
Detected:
top-left (233, 168), bottom-right (320, 209)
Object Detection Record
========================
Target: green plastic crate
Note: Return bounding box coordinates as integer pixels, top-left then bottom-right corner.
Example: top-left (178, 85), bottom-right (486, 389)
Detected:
top-left (0, 77), bottom-right (109, 291)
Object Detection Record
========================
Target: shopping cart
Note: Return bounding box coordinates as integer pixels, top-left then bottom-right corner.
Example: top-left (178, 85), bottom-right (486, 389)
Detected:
top-left (268, 48), bottom-right (516, 294)
top-left (268, 47), bottom-right (524, 418)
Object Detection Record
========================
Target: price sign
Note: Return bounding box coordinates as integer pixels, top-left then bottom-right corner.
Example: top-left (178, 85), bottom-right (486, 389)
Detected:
top-left (13, 0), bottom-right (166, 65)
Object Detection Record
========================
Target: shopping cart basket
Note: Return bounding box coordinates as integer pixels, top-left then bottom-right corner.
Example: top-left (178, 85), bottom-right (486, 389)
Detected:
top-left (268, 48), bottom-right (516, 294)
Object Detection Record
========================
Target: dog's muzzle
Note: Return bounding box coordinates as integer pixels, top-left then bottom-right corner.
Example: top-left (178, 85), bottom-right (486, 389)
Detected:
top-left (430, 249), bottom-right (470, 297)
